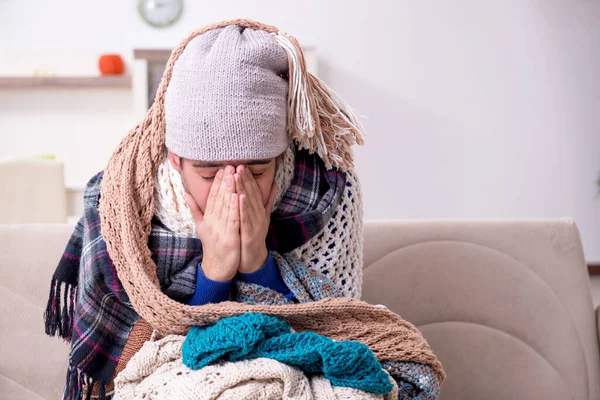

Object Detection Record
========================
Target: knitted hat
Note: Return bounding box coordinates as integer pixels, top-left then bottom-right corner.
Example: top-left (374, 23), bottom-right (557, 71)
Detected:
top-left (165, 25), bottom-right (290, 162)
top-left (157, 19), bottom-right (363, 170)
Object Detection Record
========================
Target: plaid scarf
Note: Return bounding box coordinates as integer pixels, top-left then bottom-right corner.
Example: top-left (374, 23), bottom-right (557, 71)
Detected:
top-left (44, 149), bottom-right (346, 400)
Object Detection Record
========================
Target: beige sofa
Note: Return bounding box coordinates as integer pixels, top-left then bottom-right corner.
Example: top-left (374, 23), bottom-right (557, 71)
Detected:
top-left (1, 220), bottom-right (599, 399)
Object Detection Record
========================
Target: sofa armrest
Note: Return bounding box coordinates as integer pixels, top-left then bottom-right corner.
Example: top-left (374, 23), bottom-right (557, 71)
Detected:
top-left (597, 306), bottom-right (600, 346)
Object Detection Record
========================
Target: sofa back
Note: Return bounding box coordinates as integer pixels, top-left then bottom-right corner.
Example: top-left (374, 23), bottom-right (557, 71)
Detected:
top-left (362, 219), bottom-right (600, 399)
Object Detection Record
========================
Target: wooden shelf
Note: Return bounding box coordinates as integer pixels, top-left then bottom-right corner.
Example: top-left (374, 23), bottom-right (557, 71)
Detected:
top-left (134, 49), bottom-right (172, 63)
top-left (0, 75), bottom-right (132, 89)
top-left (133, 46), bottom-right (316, 63)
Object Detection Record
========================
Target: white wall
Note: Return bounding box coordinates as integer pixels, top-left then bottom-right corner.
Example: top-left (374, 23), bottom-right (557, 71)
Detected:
top-left (1, 0), bottom-right (599, 260)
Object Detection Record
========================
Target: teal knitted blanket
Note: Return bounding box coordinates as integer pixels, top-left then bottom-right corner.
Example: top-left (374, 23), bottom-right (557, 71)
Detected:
top-left (182, 313), bottom-right (395, 395)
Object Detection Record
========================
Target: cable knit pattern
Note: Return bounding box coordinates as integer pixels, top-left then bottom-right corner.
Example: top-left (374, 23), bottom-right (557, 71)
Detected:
top-left (183, 313), bottom-right (394, 394)
top-left (154, 143), bottom-right (363, 299)
top-left (114, 335), bottom-right (398, 400)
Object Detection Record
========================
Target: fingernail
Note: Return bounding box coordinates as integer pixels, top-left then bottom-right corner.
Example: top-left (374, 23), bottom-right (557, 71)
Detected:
top-left (225, 165), bottom-right (234, 175)
top-left (217, 169), bottom-right (224, 178)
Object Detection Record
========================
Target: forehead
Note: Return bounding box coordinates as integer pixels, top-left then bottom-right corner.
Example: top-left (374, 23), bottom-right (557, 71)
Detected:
top-left (190, 158), bottom-right (274, 168)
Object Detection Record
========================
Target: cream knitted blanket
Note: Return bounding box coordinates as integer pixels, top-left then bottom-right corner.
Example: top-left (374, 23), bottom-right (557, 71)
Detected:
top-left (114, 335), bottom-right (398, 400)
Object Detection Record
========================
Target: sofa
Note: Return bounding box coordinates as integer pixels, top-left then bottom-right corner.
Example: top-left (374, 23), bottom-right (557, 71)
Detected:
top-left (1, 220), bottom-right (599, 399)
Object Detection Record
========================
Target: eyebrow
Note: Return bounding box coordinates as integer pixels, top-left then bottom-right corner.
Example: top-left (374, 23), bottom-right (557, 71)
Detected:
top-left (191, 159), bottom-right (273, 168)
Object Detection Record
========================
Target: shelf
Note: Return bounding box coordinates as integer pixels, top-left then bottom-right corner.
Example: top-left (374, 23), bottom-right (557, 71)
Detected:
top-left (134, 49), bottom-right (172, 63)
top-left (0, 75), bottom-right (132, 89)
top-left (133, 46), bottom-right (315, 63)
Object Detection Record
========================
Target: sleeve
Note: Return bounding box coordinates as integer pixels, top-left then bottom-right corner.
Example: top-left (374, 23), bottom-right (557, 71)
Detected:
top-left (238, 252), bottom-right (294, 300)
top-left (187, 263), bottom-right (233, 305)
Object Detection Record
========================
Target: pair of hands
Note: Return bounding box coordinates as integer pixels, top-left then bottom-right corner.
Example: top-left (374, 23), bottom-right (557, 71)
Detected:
top-left (184, 165), bottom-right (277, 282)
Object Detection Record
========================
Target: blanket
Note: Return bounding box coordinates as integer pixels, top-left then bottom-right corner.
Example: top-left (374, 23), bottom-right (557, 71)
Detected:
top-left (114, 336), bottom-right (398, 400)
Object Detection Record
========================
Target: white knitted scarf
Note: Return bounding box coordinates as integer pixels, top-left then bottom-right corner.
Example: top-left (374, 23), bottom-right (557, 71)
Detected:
top-left (113, 335), bottom-right (398, 400)
top-left (154, 144), bottom-right (364, 299)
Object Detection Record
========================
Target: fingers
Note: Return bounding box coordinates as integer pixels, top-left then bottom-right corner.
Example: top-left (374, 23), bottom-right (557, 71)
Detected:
top-left (205, 168), bottom-right (225, 215)
top-left (184, 193), bottom-right (204, 224)
top-left (239, 193), bottom-right (253, 232)
top-left (219, 166), bottom-right (236, 221)
top-left (234, 167), bottom-right (252, 214)
top-left (238, 165), bottom-right (262, 212)
top-left (265, 183), bottom-right (277, 214)
top-left (234, 165), bottom-right (248, 204)
top-left (226, 193), bottom-right (240, 235)
top-left (236, 167), bottom-right (258, 228)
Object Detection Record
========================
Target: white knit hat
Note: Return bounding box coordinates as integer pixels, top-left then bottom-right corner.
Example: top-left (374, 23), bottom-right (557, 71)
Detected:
top-left (165, 24), bottom-right (290, 161)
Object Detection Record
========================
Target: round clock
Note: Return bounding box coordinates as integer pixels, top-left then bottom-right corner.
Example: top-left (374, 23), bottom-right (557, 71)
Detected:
top-left (138, 0), bottom-right (183, 28)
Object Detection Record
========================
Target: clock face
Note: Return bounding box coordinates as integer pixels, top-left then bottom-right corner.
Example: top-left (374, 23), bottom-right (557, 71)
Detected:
top-left (138, 0), bottom-right (183, 28)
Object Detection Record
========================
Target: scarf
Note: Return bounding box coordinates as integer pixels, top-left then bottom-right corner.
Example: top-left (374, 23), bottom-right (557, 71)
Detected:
top-left (44, 145), bottom-right (346, 398)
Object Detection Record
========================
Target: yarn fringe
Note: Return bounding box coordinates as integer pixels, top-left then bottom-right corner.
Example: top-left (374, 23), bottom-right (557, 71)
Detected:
top-left (272, 31), bottom-right (365, 171)
top-left (44, 278), bottom-right (76, 341)
top-left (63, 366), bottom-right (104, 400)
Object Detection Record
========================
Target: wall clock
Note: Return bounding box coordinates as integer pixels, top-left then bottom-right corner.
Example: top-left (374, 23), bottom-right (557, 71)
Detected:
top-left (138, 0), bottom-right (183, 28)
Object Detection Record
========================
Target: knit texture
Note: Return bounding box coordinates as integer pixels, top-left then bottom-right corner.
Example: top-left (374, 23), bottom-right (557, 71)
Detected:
top-left (154, 142), bottom-right (364, 299)
top-left (114, 336), bottom-right (398, 400)
top-left (165, 24), bottom-right (290, 162)
top-left (182, 313), bottom-right (394, 395)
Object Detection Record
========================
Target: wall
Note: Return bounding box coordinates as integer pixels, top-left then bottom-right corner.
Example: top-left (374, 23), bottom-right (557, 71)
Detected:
top-left (1, 0), bottom-right (599, 260)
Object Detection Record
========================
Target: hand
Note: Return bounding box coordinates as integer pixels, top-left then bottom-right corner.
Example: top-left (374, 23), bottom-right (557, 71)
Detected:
top-left (234, 165), bottom-right (277, 274)
top-left (184, 166), bottom-right (240, 282)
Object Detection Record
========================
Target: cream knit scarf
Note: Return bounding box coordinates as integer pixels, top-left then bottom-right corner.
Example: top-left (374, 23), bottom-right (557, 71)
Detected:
top-left (98, 17), bottom-right (444, 390)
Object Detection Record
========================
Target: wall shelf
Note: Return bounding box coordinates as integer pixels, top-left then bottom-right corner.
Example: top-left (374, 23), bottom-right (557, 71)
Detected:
top-left (0, 75), bottom-right (132, 89)
top-left (134, 49), bottom-right (172, 62)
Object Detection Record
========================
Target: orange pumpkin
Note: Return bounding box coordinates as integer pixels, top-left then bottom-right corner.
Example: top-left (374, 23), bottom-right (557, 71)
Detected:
top-left (98, 54), bottom-right (125, 75)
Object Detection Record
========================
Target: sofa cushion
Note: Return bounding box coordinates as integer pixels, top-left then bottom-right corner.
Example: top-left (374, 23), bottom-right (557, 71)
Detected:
top-left (0, 224), bottom-right (73, 399)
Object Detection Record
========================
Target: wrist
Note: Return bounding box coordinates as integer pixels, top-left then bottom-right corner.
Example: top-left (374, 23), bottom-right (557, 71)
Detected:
top-left (201, 257), bottom-right (236, 282)
top-left (240, 246), bottom-right (269, 274)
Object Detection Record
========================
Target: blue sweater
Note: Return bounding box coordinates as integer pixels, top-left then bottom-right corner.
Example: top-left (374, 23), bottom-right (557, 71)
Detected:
top-left (187, 251), bottom-right (294, 305)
